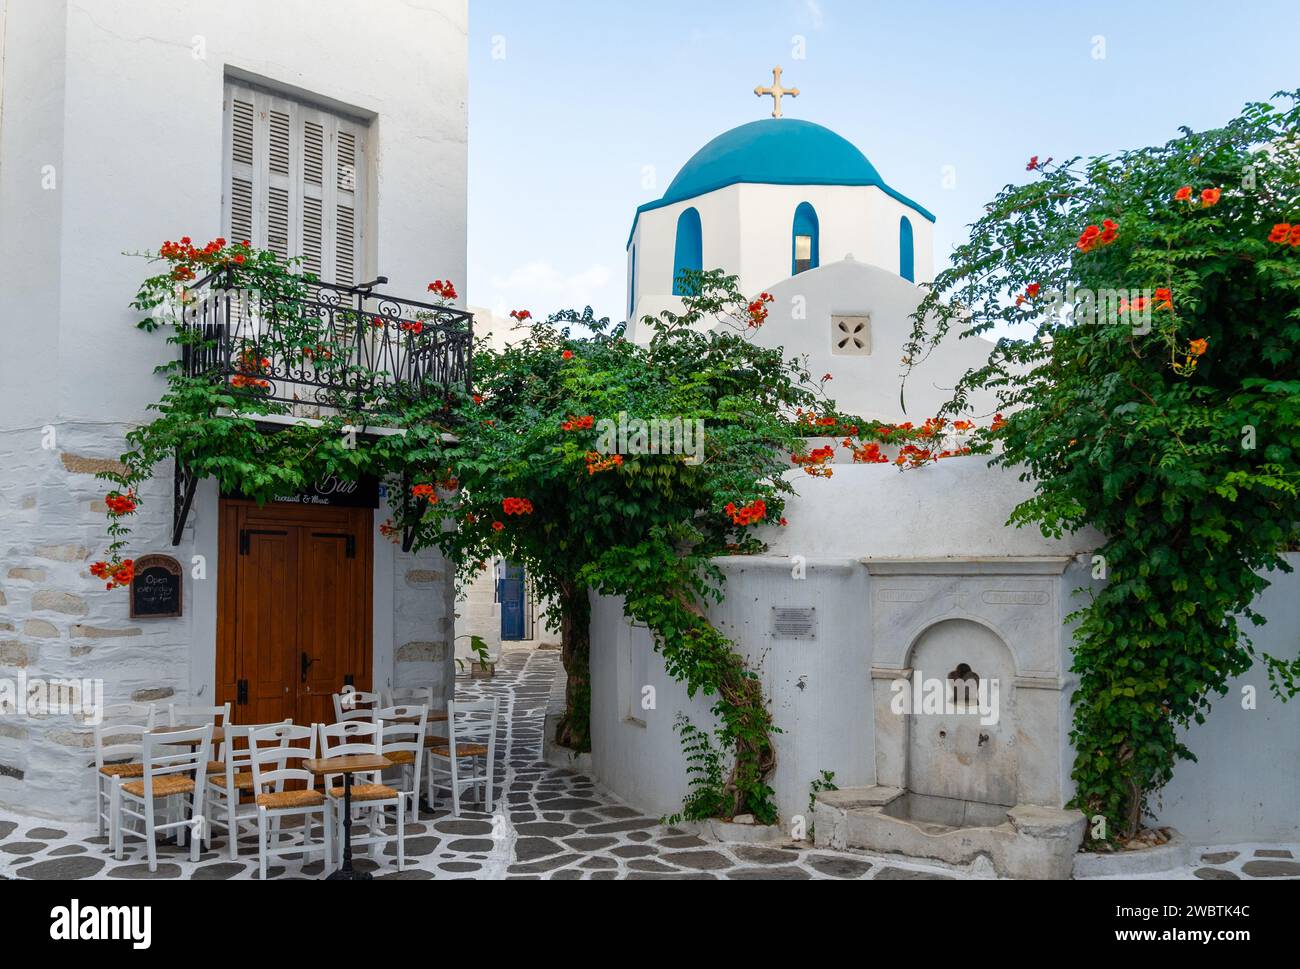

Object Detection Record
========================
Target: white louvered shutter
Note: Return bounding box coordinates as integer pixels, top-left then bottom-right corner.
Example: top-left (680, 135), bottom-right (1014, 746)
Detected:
top-left (222, 81), bottom-right (366, 285)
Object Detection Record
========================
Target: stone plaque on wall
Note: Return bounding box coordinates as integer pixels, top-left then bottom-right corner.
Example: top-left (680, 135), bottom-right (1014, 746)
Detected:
top-left (771, 606), bottom-right (817, 641)
top-left (130, 554), bottom-right (183, 619)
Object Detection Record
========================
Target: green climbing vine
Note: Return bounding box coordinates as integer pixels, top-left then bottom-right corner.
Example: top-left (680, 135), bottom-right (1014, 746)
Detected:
top-left (903, 91), bottom-right (1300, 844)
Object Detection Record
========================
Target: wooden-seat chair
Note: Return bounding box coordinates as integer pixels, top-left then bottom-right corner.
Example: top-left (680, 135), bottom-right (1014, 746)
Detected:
top-left (373, 705), bottom-right (427, 825)
top-left (317, 719), bottom-right (407, 872)
top-left (247, 723), bottom-right (332, 880)
top-left (93, 702), bottom-right (156, 839)
top-left (331, 688), bottom-right (380, 724)
top-left (111, 724), bottom-right (212, 872)
top-left (206, 719), bottom-right (292, 859)
top-left (425, 698), bottom-right (499, 817)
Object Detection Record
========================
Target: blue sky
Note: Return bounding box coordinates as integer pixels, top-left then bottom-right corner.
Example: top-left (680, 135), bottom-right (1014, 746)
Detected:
top-left (467, 0), bottom-right (1300, 322)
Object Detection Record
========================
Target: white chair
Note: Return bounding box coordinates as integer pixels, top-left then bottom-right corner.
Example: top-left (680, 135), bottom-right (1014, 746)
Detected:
top-left (206, 720), bottom-right (291, 859)
top-left (168, 702), bottom-right (232, 774)
top-left (112, 724), bottom-right (212, 872)
top-left (426, 698), bottom-right (499, 817)
top-left (317, 720), bottom-right (407, 872)
top-left (383, 685), bottom-right (449, 744)
top-left (332, 689), bottom-right (380, 724)
top-left (373, 705), bottom-right (427, 825)
top-left (93, 702), bottom-right (156, 839)
top-left (247, 723), bottom-right (333, 881)
top-left (382, 686), bottom-right (433, 707)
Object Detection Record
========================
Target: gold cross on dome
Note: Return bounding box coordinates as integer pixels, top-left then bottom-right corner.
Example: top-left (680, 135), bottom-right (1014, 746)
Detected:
top-left (755, 66), bottom-right (799, 118)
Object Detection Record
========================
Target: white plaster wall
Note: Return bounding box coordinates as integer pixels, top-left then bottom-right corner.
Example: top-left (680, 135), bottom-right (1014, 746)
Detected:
top-left (1155, 554), bottom-right (1300, 843)
top-left (0, 0), bottom-right (467, 819)
top-left (0, 0), bottom-right (68, 430)
top-left (591, 461), bottom-right (1095, 824)
top-left (629, 185), bottom-right (743, 315)
top-left (0, 0), bottom-right (470, 427)
top-left (590, 463), bottom-right (1300, 841)
top-left (742, 258), bottom-right (999, 422)
top-left (628, 181), bottom-right (933, 325)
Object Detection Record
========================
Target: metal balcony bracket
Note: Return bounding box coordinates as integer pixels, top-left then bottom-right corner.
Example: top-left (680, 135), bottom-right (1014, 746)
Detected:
top-left (172, 456), bottom-right (199, 547)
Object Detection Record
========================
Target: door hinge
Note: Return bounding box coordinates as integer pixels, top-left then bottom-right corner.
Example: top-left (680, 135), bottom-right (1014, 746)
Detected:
top-left (312, 532), bottom-right (357, 559)
top-left (237, 680), bottom-right (249, 705)
top-left (240, 529), bottom-right (289, 555)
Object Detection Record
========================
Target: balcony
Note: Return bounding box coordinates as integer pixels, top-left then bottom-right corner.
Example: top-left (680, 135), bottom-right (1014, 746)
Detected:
top-left (179, 268), bottom-right (473, 420)
top-left (170, 268), bottom-right (473, 546)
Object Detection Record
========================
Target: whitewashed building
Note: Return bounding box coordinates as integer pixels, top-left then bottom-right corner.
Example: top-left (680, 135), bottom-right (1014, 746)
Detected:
top-left (0, 0), bottom-right (468, 820)
top-left (593, 109), bottom-right (1300, 865)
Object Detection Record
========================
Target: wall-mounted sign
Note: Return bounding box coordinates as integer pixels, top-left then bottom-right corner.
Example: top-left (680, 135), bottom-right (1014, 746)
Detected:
top-left (130, 554), bottom-right (183, 619)
top-left (771, 606), bottom-right (817, 642)
top-left (223, 473), bottom-right (380, 510)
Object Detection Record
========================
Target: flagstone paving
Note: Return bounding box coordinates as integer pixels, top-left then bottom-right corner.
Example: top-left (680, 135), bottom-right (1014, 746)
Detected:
top-left (0, 649), bottom-right (1295, 881)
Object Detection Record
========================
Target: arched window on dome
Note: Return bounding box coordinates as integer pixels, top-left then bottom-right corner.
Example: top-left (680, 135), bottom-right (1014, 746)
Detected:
top-left (792, 202), bottom-right (820, 275)
top-left (673, 208), bottom-right (703, 296)
top-left (899, 216), bottom-right (915, 282)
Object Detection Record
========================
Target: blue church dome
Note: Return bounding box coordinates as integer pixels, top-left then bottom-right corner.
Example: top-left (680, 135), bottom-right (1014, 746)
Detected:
top-left (663, 119), bottom-right (882, 204)
top-left (629, 119), bottom-right (933, 245)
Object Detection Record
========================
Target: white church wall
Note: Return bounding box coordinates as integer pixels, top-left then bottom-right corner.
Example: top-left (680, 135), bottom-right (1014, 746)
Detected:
top-left (1154, 554), bottom-right (1300, 843)
top-left (590, 593), bottom-right (696, 819)
top-left (590, 461), bottom-right (1299, 840)
top-left (628, 181), bottom-right (933, 332)
top-left (750, 259), bottom-right (998, 421)
top-left (735, 184), bottom-right (934, 294)
top-left (629, 186), bottom-right (744, 315)
top-left (0, 0), bottom-right (468, 820)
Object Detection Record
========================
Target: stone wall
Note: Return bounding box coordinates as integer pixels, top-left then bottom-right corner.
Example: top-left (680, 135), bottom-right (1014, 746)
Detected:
top-left (588, 461), bottom-right (1300, 842)
top-left (0, 422), bottom-right (459, 821)
top-left (0, 423), bottom-right (193, 820)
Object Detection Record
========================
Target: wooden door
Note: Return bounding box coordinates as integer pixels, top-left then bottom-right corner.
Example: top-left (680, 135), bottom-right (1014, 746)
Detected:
top-left (217, 501), bottom-right (373, 726)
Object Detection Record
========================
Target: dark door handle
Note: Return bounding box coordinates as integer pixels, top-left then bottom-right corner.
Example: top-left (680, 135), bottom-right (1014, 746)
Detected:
top-left (301, 652), bottom-right (317, 683)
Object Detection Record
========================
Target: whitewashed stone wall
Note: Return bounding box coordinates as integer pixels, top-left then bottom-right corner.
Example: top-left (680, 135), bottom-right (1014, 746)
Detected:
top-left (0, 0), bottom-right (467, 820)
top-left (0, 422), bottom-right (457, 821)
top-left (0, 423), bottom-right (194, 819)
top-left (589, 461), bottom-right (1300, 842)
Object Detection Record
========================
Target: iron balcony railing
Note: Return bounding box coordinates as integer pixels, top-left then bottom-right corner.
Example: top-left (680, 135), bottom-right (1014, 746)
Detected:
top-left (179, 268), bottom-right (473, 418)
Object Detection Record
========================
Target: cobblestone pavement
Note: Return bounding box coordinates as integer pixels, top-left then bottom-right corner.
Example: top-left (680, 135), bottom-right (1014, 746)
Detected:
top-left (0, 649), bottom-right (1296, 880)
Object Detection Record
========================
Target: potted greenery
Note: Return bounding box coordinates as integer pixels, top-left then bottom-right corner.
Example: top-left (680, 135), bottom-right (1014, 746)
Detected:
top-left (455, 634), bottom-right (495, 679)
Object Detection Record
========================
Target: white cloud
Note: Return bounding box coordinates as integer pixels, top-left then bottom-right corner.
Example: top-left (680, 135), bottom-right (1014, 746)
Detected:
top-left (483, 261), bottom-right (615, 320)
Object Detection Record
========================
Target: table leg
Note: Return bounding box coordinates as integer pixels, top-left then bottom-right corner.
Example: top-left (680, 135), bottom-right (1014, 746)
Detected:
top-left (326, 772), bottom-right (372, 881)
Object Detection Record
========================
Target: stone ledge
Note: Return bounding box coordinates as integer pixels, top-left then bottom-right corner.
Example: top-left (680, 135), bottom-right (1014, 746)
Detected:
top-left (542, 711), bottom-right (594, 774)
top-left (863, 556), bottom-right (1074, 576)
top-left (813, 786), bottom-right (1085, 879)
top-left (1072, 830), bottom-right (1191, 878)
top-left (682, 818), bottom-right (788, 844)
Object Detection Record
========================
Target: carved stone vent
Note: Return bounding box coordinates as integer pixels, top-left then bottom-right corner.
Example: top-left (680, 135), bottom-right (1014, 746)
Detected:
top-left (832, 315), bottom-right (871, 356)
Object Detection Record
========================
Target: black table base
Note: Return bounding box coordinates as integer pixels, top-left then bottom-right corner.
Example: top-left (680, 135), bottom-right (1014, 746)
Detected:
top-left (325, 770), bottom-right (371, 880)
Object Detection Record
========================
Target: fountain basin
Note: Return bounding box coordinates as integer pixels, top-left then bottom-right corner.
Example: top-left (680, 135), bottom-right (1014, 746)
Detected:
top-left (813, 786), bottom-right (1085, 880)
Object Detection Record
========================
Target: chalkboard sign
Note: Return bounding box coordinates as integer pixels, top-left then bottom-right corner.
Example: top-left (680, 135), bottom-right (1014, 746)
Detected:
top-left (130, 554), bottom-right (183, 619)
